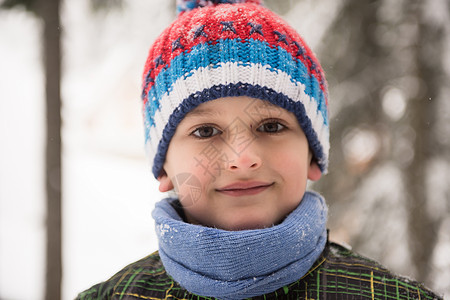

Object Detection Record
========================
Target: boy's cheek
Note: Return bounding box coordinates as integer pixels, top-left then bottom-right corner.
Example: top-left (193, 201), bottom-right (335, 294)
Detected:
top-left (168, 167), bottom-right (208, 208)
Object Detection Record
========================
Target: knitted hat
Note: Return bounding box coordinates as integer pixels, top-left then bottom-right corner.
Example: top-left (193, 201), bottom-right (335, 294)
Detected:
top-left (141, 0), bottom-right (330, 178)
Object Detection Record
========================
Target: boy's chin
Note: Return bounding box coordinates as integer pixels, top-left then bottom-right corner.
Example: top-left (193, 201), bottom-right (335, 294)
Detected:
top-left (185, 204), bottom-right (294, 231)
top-left (212, 214), bottom-right (283, 231)
top-left (218, 222), bottom-right (265, 231)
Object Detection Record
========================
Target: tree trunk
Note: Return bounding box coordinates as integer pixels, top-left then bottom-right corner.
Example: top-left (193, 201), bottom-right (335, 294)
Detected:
top-left (37, 0), bottom-right (62, 298)
top-left (314, 0), bottom-right (445, 286)
top-left (403, 0), bottom-right (444, 283)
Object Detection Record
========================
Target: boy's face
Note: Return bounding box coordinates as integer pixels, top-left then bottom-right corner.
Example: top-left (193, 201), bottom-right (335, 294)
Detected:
top-left (158, 96), bottom-right (321, 231)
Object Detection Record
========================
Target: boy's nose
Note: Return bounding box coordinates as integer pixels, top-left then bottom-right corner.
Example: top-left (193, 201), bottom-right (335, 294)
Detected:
top-left (229, 157), bottom-right (261, 171)
top-left (220, 118), bottom-right (262, 172)
top-left (226, 143), bottom-right (262, 172)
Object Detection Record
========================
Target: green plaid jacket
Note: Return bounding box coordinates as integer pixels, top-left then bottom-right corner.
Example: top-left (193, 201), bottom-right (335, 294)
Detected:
top-left (76, 242), bottom-right (441, 300)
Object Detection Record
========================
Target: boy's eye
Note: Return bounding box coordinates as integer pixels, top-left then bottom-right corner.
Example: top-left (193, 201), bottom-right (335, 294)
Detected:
top-left (257, 121), bottom-right (286, 133)
top-left (191, 126), bottom-right (221, 138)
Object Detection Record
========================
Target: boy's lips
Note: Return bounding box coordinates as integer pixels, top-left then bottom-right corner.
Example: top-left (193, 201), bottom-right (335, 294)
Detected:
top-left (216, 181), bottom-right (274, 197)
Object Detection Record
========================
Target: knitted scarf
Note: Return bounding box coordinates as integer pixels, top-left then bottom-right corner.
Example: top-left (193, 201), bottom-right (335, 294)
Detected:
top-left (152, 191), bottom-right (328, 300)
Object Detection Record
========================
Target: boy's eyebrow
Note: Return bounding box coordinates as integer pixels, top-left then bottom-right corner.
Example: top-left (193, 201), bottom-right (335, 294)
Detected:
top-left (184, 108), bottom-right (221, 119)
top-left (183, 100), bottom-right (285, 120)
top-left (247, 101), bottom-right (285, 116)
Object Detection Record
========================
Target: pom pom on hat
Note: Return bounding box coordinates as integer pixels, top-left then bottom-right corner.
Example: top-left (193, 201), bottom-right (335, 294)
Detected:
top-left (177, 0), bottom-right (263, 15)
top-left (142, 1), bottom-right (330, 178)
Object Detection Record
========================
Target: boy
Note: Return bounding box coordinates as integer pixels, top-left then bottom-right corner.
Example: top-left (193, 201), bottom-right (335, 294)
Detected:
top-left (77, 0), bottom-right (441, 299)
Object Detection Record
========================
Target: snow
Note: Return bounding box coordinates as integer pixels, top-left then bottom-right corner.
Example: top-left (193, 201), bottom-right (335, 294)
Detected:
top-left (0, 0), bottom-right (170, 299)
top-left (0, 9), bottom-right (46, 300)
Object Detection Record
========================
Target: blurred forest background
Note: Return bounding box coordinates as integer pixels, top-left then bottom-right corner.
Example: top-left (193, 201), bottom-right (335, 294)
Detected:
top-left (0, 0), bottom-right (449, 299)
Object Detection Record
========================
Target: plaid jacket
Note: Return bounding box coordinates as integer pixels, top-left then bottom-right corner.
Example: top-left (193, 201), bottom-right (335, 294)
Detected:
top-left (76, 242), bottom-right (441, 300)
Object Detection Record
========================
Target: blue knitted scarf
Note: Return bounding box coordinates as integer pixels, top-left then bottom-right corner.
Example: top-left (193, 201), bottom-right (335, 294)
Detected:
top-left (152, 191), bottom-right (328, 300)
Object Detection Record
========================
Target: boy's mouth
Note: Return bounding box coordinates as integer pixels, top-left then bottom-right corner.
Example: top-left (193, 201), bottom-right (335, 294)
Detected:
top-left (216, 181), bottom-right (274, 197)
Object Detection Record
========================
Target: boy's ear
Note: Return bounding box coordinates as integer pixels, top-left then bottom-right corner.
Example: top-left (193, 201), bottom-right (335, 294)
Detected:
top-left (157, 170), bottom-right (174, 192)
top-left (307, 160), bottom-right (322, 181)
